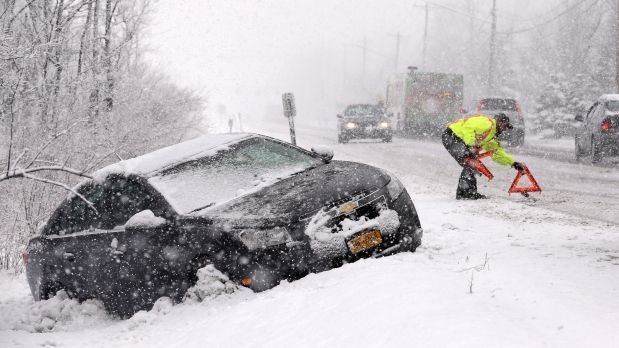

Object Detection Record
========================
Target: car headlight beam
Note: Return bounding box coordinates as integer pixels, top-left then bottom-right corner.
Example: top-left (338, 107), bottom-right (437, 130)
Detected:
top-left (379, 122), bottom-right (390, 128)
top-left (345, 122), bottom-right (357, 129)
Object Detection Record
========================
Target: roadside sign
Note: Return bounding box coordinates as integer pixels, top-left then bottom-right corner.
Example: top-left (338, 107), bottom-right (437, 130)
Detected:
top-left (282, 92), bottom-right (297, 145)
top-left (282, 93), bottom-right (296, 118)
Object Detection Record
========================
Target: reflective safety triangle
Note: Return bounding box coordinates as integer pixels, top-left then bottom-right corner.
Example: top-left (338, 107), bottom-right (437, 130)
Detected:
top-left (464, 158), bottom-right (493, 180)
top-left (464, 150), bottom-right (496, 181)
top-left (509, 165), bottom-right (542, 194)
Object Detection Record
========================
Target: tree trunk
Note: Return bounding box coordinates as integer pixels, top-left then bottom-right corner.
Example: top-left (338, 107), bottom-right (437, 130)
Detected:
top-left (90, 0), bottom-right (100, 116)
top-left (77, 0), bottom-right (93, 77)
top-left (51, 0), bottom-right (65, 126)
top-left (103, 0), bottom-right (114, 110)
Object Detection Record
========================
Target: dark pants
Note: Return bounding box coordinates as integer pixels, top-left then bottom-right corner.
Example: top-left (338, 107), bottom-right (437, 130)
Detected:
top-left (442, 128), bottom-right (478, 197)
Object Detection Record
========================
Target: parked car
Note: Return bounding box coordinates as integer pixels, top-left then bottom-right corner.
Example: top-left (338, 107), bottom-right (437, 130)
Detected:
top-left (575, 94), bottom-right (619, 163)
top-left (337, 104), bottom-right (393, 143)
top-left (24, 133), bottom-right (422, 317)
top-left (472, 97), bottom-right (525, 147)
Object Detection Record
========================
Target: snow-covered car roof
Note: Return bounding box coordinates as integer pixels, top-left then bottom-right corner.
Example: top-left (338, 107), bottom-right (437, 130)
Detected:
top-left (597, 94), bottom-right (619, 102)
top-left (93, 133), bottom-right (254, 182)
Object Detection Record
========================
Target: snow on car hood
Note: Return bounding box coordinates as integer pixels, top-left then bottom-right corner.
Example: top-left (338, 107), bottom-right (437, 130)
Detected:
top-left (201, 161), bottom-right (390, 222)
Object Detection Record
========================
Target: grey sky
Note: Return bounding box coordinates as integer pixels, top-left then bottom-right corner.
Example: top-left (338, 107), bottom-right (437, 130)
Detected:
top-left (146, 0), bottom-right (562, 130)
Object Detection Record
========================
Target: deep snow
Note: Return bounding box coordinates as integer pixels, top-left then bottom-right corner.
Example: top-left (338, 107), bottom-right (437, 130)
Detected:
top-left (1, 122), bottom-right (618, 347)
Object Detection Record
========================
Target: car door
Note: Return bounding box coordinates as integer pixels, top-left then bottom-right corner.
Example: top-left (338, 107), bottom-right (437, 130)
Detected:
top-left (582, 103), bottom-right (600, 152)
top-left (576, 104), bottom-right (593, 150)
top-left (94, 175), bottom-right (179, 312)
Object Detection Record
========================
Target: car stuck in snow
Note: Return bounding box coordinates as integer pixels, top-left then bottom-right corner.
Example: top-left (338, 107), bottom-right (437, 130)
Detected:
top-left (24, 133), bottom-right (422, 317)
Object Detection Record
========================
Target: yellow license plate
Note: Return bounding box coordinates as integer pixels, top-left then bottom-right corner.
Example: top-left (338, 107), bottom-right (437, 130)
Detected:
top-left (347, 229), bottom-right (383, 255)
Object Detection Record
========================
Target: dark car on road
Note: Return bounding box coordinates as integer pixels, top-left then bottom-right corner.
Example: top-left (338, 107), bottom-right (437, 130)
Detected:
top-left (473, 97), bottom-right (526, 147)
top-left (575, 94), bottom-right (619, 163)
top-left (337, 104), bottom-right (393, 143)
top-left (24, 133), bottom-right (422, 317)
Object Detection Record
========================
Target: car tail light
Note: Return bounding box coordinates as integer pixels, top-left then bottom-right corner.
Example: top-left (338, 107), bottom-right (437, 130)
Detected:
top-left (601, 118), bottom-right (613, 132)
top-left (516, 101), bottom-right (522, 113)
top-left (22, 251), bottom-right (29, 267)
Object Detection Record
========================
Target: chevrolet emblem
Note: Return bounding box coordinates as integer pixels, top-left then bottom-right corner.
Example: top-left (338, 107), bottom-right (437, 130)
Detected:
top-left (337, 201), bottom-right (359, 215)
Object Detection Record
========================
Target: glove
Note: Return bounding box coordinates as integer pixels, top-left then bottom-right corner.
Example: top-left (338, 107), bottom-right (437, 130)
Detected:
top-left (464, 147), bottom-right (477, 160)
top-left (512, 162), bottom-right (525, 171)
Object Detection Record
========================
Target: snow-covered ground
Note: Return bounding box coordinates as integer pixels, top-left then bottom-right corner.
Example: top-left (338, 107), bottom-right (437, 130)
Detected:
top-left (1, 122), bottom-right (618, 347)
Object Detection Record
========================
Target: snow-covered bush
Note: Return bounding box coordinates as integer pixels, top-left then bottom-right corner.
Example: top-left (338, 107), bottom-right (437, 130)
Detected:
top-left (0, 1), bottom-right (203, 271)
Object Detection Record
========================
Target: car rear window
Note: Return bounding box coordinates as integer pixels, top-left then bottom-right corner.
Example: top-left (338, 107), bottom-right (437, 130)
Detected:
top-left (149, 138), bottom-right (324, 214)
top-left (605, 100), bottom-right (619, 112)
top-left (479, 98), bottom-right (518, 111)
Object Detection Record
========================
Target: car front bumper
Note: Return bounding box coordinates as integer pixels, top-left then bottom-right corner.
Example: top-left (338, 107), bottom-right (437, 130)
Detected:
top-left (340, 127), bottom-right (392, 139)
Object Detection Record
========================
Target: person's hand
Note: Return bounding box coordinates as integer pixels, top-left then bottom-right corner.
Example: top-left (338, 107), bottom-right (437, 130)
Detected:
top-left (465, 147), bottom-right (478, 160)
top-left (512, 162), bottom-right (525, 171)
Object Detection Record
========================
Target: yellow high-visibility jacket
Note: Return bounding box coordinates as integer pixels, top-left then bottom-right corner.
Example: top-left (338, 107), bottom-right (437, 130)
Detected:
top-left (448, 114), bottom-right (515, 166)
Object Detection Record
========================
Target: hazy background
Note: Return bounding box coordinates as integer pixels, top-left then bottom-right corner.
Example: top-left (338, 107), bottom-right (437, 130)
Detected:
top-left (146, 0), bottom-right (573, 131)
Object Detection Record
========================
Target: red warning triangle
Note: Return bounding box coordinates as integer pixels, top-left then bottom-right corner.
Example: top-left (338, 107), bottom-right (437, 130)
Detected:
top-left (464, 158), bottom-right (494, 180)
top-left (463, 150), bottom-right (496, 181)
top-left (509, 165), bottom-right (541, 194)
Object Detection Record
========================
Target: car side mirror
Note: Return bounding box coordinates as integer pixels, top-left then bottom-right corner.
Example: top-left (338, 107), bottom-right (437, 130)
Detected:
top-left (574, 114), bottom-right (584, 122)
top-left (311, 146), bottom-right (334, 163)
top-left (125, 210), bottom-right (168, 230)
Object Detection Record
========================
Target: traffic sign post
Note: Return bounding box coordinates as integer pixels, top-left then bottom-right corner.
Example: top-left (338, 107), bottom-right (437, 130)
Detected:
top-left (282, 93), bottom-right (297, 145)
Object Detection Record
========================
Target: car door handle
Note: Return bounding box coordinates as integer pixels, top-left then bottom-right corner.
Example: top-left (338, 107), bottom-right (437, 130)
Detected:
top-left (63, 252), bottom-right (75, 262)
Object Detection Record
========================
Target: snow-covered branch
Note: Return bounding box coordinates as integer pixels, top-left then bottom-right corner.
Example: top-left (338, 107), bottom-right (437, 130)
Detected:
top-left (0, 166), bottom-right (92, 182)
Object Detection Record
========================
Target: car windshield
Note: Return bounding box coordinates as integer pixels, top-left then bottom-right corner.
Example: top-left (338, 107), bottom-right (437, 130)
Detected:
top-left (479, 98), bottom-right (518, 111)
top-left (148, 138), bottom-right (324, 214)
top-left (605, 100), bottom-right (619, 112)
top-left (344, 105), bottom-right (382, 117)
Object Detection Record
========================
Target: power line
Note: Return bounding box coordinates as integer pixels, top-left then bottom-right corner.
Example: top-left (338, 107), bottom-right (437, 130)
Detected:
top-left (499, 0), bottom-right (600, 35)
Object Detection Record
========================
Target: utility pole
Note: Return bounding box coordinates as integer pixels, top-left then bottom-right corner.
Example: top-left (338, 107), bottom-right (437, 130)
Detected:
top-left (616, 0), bottom-right (619, 92)
top-left (413, 3), bottom-right (430, 69)
top-left (362, 36), bottom-right (367, 75)
top-left (488, 0), bottom-right (497, 92)
top-left (388, 32), bottom-right (402, 73)
top-left (422, 2), bottom-right (429, 68)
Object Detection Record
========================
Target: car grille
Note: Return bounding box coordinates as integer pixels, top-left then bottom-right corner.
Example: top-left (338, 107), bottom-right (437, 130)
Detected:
top-left (326, 196), bottom-right (387, 234)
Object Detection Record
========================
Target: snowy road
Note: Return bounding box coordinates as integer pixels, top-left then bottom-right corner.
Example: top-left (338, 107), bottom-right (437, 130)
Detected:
top-left (286, 123), bottom-right (619, 225)
top-left (1, 123), bottom-right (618, 347)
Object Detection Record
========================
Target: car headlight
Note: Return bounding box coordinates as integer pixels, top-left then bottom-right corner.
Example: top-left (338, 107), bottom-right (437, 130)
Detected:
top-left (345, 122), bottom-right (357, 129)
top-left (382, 170), bottom-right (405, 199)
top-left (238, 227), bottom-right (292, 250)
top-left (379, 122), bottom-right (390, 128)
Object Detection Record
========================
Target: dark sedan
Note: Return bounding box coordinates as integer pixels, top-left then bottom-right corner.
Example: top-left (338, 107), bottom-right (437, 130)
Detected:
top-left (575, 95), bottom-right (619, 163)
top-left (337, 104), bottom-right (393, 143)
top-left (24, 133), bottom-right (422, 317)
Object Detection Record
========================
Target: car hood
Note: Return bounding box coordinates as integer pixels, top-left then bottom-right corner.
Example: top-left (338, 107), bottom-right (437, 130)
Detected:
top-left (195, 160), bottom-right (389, 225)
top-left (341, 117), bottom-right (388, 124)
